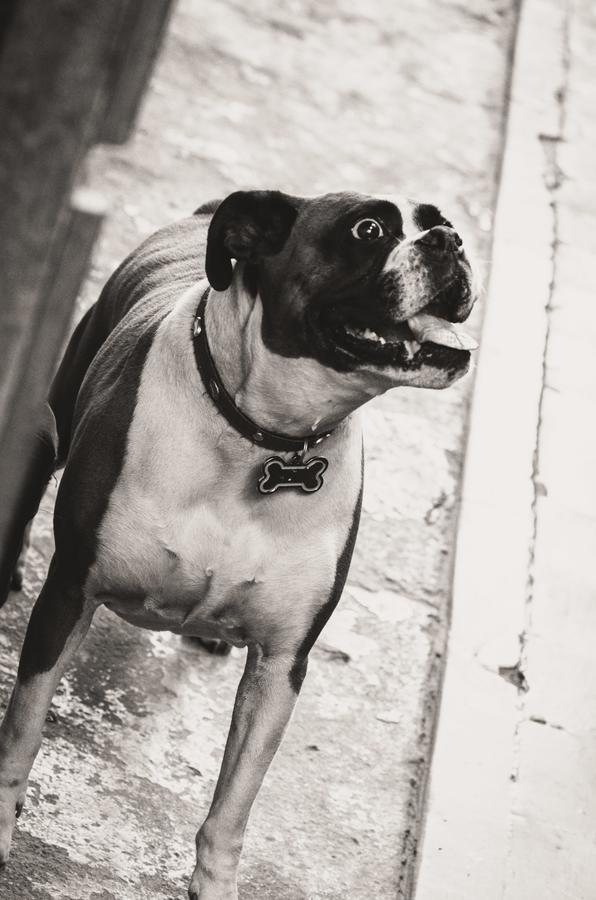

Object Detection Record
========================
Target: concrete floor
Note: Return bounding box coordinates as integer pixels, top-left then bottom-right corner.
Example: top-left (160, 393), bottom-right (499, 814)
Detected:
top-left (0, 1), bottom-right (516, 897)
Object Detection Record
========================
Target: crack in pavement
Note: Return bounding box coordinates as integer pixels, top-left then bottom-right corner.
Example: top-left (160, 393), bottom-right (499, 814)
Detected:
top-left (503, 0), bottom-right (573, 889)
top-left (518, 0), bottom-right (571, 704)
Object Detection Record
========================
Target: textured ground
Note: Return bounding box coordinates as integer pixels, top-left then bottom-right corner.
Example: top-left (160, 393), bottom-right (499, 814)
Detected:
top-left (0, 1), bottom-right (516, 898)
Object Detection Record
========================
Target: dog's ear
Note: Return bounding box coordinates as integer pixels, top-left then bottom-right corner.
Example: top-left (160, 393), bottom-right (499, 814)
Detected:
top-left (205, 190), bottom-right (300, 291)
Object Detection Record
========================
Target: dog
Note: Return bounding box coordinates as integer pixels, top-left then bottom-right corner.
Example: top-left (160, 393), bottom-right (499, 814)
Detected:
top-left (0, 189), bottom-right (477, 899)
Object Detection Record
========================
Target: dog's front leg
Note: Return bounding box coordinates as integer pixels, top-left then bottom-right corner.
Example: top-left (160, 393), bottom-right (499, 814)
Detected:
top-left (188, 644), bottom-right (307, 900)
top-left (0, 557), bottom-right (96, 864)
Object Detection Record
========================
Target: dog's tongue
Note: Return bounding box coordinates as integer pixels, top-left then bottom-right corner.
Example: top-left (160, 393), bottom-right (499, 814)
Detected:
top-left (407, 313), bottom-right (478, 351)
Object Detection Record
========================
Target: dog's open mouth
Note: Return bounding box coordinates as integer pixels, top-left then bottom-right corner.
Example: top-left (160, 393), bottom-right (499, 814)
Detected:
top-left (318, 310), bottom-right (477, 370)
top-left (318, 294), bottom-right (477, 372)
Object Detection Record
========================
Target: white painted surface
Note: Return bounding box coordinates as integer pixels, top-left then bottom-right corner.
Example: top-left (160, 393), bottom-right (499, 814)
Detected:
top-left (501, 3), bottom-right (596, 896)
top-left (414, 0), bottom-right (584, 897)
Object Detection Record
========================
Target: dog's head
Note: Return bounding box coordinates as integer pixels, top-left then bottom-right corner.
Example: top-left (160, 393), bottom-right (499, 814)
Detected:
top-left (205, 190), bottom-right (479, 390)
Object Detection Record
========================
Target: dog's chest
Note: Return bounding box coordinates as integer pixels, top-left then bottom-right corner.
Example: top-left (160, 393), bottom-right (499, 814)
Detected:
top-left (92, 479), bottom-right (319, 642)
top-left (85, 312), bottom-right (360, 643)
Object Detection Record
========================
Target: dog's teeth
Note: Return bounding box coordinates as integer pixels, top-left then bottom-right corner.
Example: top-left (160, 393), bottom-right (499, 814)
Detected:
top-left (403, 340), bottom-right (420, 359)
top-left (362, 328), bottom-right (379, 341)
top-left (345, 324), bottom-right (388, 344)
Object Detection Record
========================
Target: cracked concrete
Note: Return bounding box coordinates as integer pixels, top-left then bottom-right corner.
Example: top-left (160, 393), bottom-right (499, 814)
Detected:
top-left (520, 0), bottom-right (570, 683)
top-left (416, 0), bottom-right (596, 897)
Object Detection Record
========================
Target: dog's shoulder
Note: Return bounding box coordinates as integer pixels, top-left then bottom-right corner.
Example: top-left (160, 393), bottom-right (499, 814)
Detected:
top-left (65, 214), bottom-right (211, 494)
top-left (97, 216), bottom-right (208, 331)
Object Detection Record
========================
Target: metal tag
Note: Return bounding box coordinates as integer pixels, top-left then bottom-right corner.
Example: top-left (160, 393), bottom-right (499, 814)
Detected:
top-left (258, 455), bottom-right (328, 494)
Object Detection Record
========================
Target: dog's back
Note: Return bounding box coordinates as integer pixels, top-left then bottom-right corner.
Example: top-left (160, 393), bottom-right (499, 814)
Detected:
top-left (52, 213), bottom-right (211, 463)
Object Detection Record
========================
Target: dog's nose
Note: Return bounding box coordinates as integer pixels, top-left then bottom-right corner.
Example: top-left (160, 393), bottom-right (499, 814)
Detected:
top-left (417, 225), bottom-right (463, 255)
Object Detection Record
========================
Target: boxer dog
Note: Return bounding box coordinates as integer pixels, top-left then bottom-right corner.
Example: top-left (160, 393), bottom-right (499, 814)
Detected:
top-left (0, 190), bottom-right (478, 899)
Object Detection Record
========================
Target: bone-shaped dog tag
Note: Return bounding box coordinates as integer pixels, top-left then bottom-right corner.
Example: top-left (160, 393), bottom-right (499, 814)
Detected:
top-left (258, 455), bottom-right (328, 494)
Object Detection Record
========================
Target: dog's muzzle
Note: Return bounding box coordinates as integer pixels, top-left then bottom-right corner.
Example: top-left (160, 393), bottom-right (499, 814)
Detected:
top-left (317, 227), bottom-right (478, 374)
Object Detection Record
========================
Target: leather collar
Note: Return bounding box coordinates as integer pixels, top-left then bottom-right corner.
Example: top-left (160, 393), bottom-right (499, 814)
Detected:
top-left (191, 287), bottom-right (335, 453)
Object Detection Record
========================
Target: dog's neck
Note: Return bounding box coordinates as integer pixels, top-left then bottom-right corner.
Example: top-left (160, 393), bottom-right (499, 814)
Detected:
top-left (203, 276), bottom-right (388, 437)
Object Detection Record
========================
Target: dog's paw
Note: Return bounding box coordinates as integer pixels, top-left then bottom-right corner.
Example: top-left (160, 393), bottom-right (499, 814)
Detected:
top-left (187, 878), bottom-right (238, 900)
top-left (0, 797), bottom-right (21, 867)
top-left (0, 772), bottom-right (28, 864)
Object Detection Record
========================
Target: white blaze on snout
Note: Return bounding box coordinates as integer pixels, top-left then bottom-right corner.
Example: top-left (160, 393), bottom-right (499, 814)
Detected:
top-left (407, 313), bottom-right (478, 351)
top-left (381, 242), bottom-right (439, 320)
top-left (379, 202), bottom-right (441, 319)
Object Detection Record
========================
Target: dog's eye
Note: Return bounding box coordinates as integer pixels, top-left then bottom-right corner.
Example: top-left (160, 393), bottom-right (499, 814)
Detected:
top-left (351, 218), bottom-right (385, 241)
